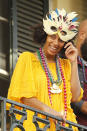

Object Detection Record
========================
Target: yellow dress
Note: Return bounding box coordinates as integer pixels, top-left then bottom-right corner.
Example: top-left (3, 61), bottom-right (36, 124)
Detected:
top-left (7, 52), bottom-right (83, 131)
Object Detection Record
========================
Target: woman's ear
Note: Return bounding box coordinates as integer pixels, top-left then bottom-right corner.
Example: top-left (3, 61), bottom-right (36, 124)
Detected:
top-left (80, 32), bottom-right (86, 40)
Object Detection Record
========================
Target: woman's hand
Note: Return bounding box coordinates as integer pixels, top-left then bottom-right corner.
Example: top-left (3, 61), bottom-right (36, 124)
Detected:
top-left (49, 109), bottom-right (66, 125)
top-left (64, 42), bottom-right (78, 63)
top-left (45, 106), bottom-right (66, 122)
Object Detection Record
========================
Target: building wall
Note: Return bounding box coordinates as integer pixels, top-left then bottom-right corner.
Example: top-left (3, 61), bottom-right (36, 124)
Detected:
top-left (49, 0), bottom-right (87, 22)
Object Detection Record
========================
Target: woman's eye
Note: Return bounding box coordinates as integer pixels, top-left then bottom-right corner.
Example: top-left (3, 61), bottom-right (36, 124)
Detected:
top-left (59, 38), bottom-right (64, 43)
top-left (61, 31), bottom-right (67, 36)
top-left (50, 35), bottom-right (56, 39)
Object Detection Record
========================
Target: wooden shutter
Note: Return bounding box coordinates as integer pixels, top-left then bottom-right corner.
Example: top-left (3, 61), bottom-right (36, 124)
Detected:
top-left (14, 0), bottom-right (49, 53)
top-left (11, 0), bottom-right (49, 70)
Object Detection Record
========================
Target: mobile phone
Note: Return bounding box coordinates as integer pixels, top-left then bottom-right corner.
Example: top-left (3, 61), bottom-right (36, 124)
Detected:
top-left (59, 43), bottom-right (66, 58)
top-left (59, 40), bottom-right (74, 59)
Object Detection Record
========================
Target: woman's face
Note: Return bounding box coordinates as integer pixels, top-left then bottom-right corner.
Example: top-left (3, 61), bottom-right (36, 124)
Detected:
top-left (43, 34), bottom-right (64, 58)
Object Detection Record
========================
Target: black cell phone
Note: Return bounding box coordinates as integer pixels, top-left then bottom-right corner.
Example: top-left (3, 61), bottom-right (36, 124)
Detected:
top-left (59, 43), bottom-right (67, 58)
top-left (59, 40), bottom-right (74, 59)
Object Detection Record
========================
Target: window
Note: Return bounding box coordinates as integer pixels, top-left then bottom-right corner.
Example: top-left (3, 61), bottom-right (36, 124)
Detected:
top-left (11, 0), bottom-right (49, 70)
top-left (0, 0), bottom-right (10, 97)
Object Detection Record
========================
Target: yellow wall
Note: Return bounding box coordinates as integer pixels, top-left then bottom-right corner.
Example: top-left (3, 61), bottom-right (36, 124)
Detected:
top-left (50, 0), bottom-right (87, 22)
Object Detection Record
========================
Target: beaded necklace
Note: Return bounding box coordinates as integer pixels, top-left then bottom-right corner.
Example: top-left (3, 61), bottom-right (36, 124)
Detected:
top-left (37, 48), bottom-right (67, 119)
top-left (42, 48), bottom-right (62, 86)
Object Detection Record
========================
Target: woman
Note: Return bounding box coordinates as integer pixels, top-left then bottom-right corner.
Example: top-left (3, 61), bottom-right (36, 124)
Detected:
top-left (7, 8), bottom-right (83, 130)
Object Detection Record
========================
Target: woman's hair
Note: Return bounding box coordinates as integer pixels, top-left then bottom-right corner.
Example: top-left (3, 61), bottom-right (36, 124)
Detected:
top-left (33, 23), bottom-right (47, 46)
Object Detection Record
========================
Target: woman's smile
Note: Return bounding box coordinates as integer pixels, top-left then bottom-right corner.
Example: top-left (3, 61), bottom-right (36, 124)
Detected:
top-left (43, 34), bottom-right (64, 58)
top-left (49, 45), bottom-right (58, 52)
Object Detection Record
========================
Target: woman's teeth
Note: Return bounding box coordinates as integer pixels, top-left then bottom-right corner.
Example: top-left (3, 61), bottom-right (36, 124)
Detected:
top-left (51, 47), bottom-right (57, 50)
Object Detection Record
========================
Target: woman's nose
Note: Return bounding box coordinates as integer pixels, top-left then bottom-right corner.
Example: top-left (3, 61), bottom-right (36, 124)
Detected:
top-left (53, 38), bottom-right (58, 45)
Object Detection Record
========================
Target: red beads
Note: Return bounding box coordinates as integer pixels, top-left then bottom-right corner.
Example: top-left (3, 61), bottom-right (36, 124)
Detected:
top-left (58, 57), bottom-right (67, 120)
top-left (39, 48), bottom-right (67, 119)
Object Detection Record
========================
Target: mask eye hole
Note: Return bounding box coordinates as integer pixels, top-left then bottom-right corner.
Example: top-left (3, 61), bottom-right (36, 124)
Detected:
top-left (61, 31), bottom-right (67, 36)
top-left (51, 26), bottom-right (57, 32)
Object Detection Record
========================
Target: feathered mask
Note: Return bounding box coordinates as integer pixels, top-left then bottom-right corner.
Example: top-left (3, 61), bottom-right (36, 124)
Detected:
top-left (43, 8), bottom-right (79, 42)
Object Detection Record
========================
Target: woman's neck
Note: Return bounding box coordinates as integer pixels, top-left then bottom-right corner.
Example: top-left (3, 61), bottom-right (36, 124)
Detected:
top-left (46, 56), bottom-right (56, 63)
top-left (42, 49), bottom-right (56, 63)
top-left (35, 48), bottom-right (56, 63)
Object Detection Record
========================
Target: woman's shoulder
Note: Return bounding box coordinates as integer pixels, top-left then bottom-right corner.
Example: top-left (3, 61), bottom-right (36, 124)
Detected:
top-left (20, 51), bottom-right (35, 57)
top-left (19, 51), bottom-right (36, 61)
top-left (14, 51), bottom-right (38, 70)
top-left (60, 57), bottom-right (71, 68)
top-left (60, 57), bottom-right (70, 63)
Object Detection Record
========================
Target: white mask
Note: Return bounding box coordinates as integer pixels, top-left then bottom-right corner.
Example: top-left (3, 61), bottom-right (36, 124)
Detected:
top-left (43, 8), bottom-right (79, 42)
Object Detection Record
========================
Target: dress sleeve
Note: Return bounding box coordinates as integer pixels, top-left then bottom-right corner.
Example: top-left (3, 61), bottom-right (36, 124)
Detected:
top-left (7, 52), bottom-right (38, 103)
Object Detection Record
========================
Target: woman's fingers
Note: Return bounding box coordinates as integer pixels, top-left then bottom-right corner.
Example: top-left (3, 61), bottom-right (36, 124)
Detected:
top-left (57, 111), bottom-right (66, 122)
top-left (64, 42), bottom-right (72, 49)
top-left (53, 112), bottom-right (66, 126)
top-left (64, 42), bottom-right (78, 62)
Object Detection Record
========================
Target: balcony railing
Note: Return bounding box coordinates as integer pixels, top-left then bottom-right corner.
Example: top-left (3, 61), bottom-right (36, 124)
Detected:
top-left (0, 96), bottom-right (87, 131)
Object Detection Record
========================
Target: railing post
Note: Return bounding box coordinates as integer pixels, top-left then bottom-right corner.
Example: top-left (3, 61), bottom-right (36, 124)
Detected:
top-left (1, 98), bottom-right (7, 131)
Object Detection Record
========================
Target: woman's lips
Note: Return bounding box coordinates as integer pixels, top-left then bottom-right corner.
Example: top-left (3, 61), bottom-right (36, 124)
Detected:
top-left (49, 46), bottom-right (58, 53)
